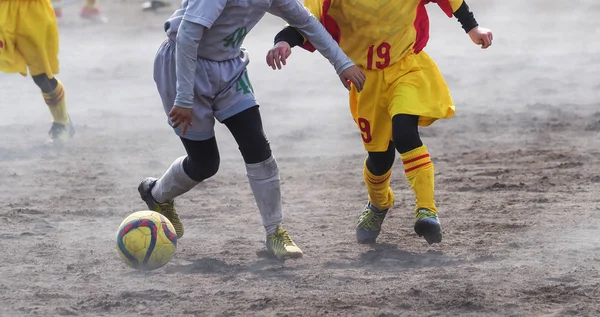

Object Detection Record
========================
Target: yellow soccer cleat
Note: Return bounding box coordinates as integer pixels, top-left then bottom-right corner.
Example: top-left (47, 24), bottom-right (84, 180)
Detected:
top-left (266, 226), bottom-right (303, 260)
top-left (138, 177), bottom-right (184, 239)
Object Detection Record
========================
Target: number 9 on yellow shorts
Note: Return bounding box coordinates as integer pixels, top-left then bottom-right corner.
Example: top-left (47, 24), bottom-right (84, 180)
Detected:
top-left (0, 0), bottom-right (59, 77)
top-left (349, 51), bottom-right (456, 152)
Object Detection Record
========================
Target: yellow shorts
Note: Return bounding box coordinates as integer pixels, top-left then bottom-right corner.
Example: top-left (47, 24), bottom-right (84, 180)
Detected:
top-left (349, 51), bottom-right (455, 152)
top-left (0, 0), bottom-right (59, 77)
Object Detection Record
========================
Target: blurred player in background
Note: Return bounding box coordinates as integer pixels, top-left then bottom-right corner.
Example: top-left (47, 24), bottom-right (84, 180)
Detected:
top-left (53, 0), bottom-right (105, 22)
top-left (269, 0), bottom-right (493, 245)
top-left (0, 0), bottom-right (75, 144)
top-left (141, 0), bottom-right (171, 12)
top-left (138, 0), bottom-right (365, 260)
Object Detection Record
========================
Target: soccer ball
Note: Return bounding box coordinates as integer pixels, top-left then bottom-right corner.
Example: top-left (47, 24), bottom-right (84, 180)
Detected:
top-left (116, 210), bottom-right (177, 271)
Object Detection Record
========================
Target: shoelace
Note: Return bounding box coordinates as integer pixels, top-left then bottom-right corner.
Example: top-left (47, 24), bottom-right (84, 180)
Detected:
top-left (416, 209), bottom-right (437, 220)
top-left (360, 208), bottom-right (383, 230)
top-left (158, 202), bottom-right (177, 218)
top-left (279, 230), bottom-right (294, 246)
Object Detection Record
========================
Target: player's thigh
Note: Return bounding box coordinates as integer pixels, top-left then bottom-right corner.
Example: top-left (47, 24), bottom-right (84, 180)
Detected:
top-left (211, 68), bottom-right (271, 162)
top-left (0, 1), bottom-right (27, 74)
top-left (154, 41), bottom-right (217, 141)
top-left (223, 106), bottom-right (272, 164)
top-left (386, 52), bottom-right (454, 126)
top-left (213, 68), bottom-right (258, 123)
top-left (154, 40), bottom-right (177, 111)
top-left (167, 97), bottom-right (216, 141)
top-left (16, 0), bottom-right (59, 77)
top-left (350, 71), bottom-right (392, 152)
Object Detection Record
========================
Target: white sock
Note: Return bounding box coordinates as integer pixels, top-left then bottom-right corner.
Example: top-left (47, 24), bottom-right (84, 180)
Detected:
top-left (246, 155), bottom-right (283, 236)
top-left (151, 156), bottom-right (199, 203)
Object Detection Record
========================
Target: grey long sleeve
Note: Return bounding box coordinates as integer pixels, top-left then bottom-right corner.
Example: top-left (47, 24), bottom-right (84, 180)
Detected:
top-left (268, 0), bottom-right (354, 75)
top-left (174, 20), bottom-right (205, 108)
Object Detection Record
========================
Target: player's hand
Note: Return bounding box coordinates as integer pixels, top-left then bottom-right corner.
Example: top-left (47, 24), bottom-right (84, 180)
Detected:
top-left (339, 65), bottom-right (366, 92)
top-left (468, 26), bottom-right (493, 49)
top-left (169, 106), bottom-right (193, 136)
top-left (266, 41), bottom-right (292, 70)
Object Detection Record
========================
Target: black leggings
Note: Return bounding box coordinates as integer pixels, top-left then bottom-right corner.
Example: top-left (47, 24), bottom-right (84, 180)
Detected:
top-left (180, 106), bottom-right (272, 182)
top-left (366, 114), bottom-right (423, 176)
top-left (32, 74), bottom-right (58, 93)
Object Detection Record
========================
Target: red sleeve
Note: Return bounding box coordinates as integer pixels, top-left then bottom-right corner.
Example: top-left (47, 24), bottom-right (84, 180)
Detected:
top-left (300, 0), bottom-right (341, 52)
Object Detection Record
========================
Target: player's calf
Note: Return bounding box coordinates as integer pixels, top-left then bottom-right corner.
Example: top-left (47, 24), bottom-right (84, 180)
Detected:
top-left (32, 74), bottom-right (74, 144)
top-left (357, 148), bottom-right (396, 244)
top-left (391, 114), bottom-right (443, 244)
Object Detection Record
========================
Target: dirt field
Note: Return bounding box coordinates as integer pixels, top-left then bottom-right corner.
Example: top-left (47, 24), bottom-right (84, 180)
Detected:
top-left (1, 1), bottom-right (600, 316)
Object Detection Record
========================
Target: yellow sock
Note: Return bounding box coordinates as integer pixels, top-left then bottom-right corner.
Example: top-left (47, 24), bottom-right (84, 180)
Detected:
top-left (401, 145), bottom-right (436, 215)
top-left (42, 79), bottom-right (70, 125)
top-left (363, 158), bottom-right (395, 210)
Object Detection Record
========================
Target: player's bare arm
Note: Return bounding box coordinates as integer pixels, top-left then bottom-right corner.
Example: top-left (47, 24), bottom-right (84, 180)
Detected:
top-left (450, 0), bottom-right (493, 49)
top-left (267, 0), bottom-right (366, 92)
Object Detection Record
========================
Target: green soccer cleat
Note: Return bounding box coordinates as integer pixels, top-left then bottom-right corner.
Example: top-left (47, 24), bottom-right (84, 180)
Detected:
top-left (138, 177), bottom-right (184, 239)
top-left (356, 202), bottom-right (388, 244)
top-left (414, 208), bottom-right (442, 245)
top-left (266, 226), bottom-right (303, 260)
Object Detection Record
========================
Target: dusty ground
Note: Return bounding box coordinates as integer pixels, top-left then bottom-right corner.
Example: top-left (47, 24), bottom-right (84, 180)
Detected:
top-left (1, 0), bottom-right (600, 316)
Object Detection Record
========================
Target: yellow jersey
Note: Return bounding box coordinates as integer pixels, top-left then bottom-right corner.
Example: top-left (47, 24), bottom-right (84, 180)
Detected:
top-left (301, 0), bottom-right (464, 70)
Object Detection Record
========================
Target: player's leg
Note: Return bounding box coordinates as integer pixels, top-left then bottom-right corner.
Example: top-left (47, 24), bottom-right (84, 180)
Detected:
top-left (347, 71), bottom-right (396, 243)
top-left (222, 106), bottom-right (280, 235)
top-left (31, 74), bottom-right (74, 142)
top-left (0, 1), bottom-right (28, 75)
top-left (17, 0), bottom-right (73, 143)
top-left (80, 0), bottom-right (105, 22)
top-left (139, 39), bottom-right (216, 239)
top-left (51, 0), bottom-right (62, 18)
top-left (387, 52), bottom-right (454, 245)
top-left (222, 106), bottom-right (303, 259)
top-left (356, 142), bottom-right (397, 243)
top-left (392, 114), bottom-right (441, 244)
top-left (138, 137), bottom-right (219, 239)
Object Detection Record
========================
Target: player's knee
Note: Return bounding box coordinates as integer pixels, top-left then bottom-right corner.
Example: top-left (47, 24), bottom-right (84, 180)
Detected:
top-left (367, 142), bottom-right (396, 175)
top-left (392, 114), bottom-right (423, 153)
top-left (182, 155), bottom-right (219, 182)
top-left (32, 74), bottom-right (58, 93)
top-left (224, 106), bottom-right (272, 164)
top-left (239, 138), bottom-right (272, 164)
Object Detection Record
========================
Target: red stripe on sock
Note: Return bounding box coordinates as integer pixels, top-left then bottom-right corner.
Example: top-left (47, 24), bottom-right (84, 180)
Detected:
top-left (402, 154), bottom-right (430, 165)
top-left (55, 90), bottom-right (64, 102)
top-left (404, 161), bottom-right (432, 173)
top-left (43, 88), bottom-right (64, 106)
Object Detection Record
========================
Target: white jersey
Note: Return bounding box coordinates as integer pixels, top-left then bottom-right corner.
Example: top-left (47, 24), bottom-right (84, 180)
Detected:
top-left (164, 0), bottom-right (353, 74)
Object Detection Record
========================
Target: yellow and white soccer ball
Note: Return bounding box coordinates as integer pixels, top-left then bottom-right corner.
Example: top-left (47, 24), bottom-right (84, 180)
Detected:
top-left (116, 210), bottom-right (177, 271)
